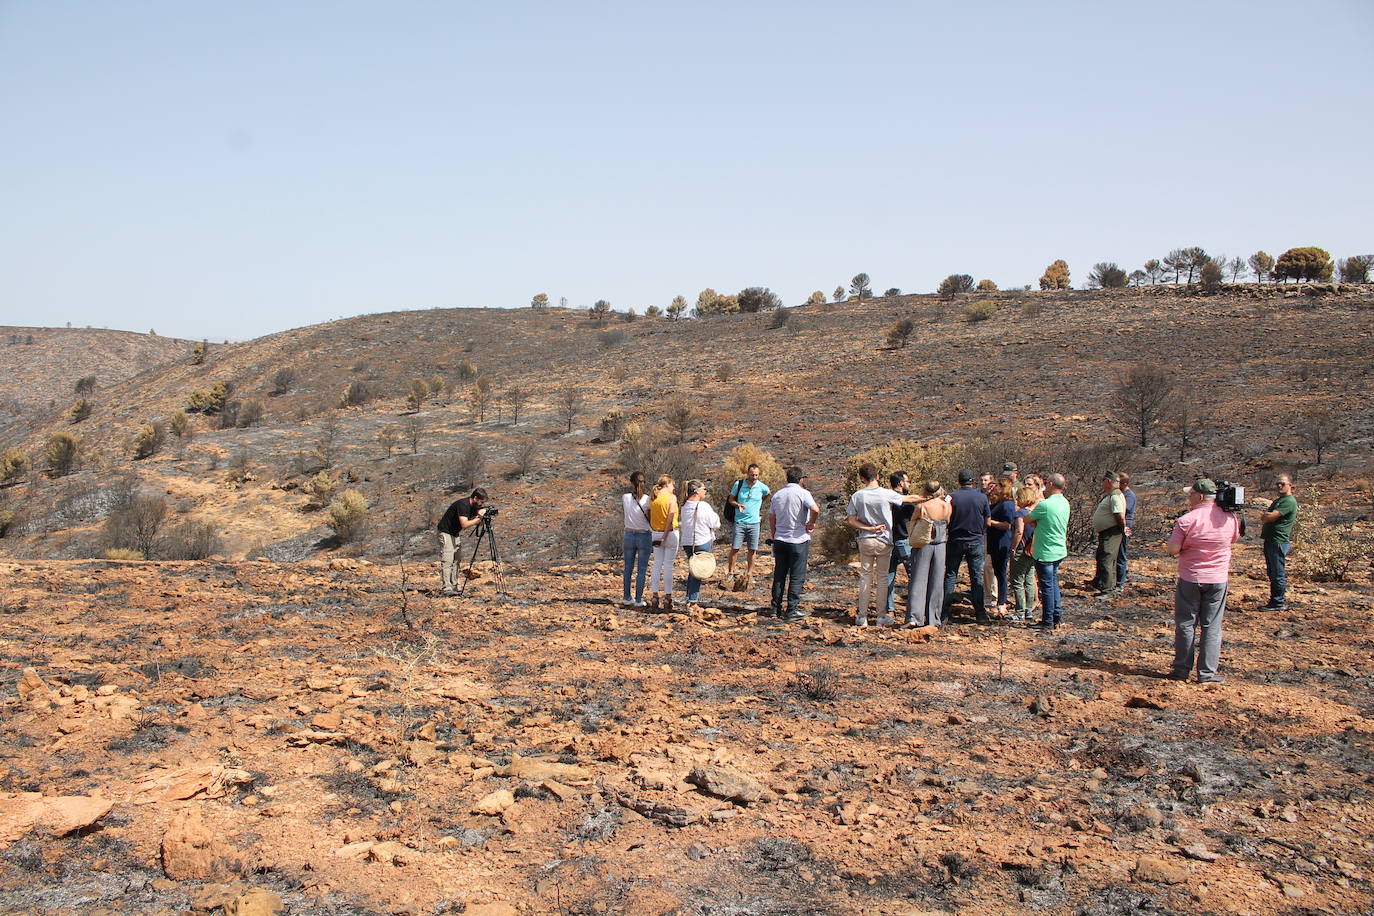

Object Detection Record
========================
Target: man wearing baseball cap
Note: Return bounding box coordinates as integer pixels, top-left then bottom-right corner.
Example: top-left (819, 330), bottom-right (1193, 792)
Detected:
top-left (1164, 478), bottom-right (1241, 684)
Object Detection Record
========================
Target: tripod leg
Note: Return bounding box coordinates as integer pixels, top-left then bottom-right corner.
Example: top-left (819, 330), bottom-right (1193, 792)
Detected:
top-left (457, 526), bottom-right (485, 597)
top-left (485, 525), bottom-right (507, 596)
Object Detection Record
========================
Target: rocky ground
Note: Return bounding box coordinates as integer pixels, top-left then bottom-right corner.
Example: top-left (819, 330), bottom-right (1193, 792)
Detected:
top-left (3, 536), bottom-right (1372, 915)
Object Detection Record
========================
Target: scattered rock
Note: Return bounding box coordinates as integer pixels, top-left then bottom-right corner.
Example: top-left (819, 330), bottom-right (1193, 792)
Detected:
top-left (18, 668), bottom-right (52, 707)
top-left (0, 792), bottom-right (113, 846)
top-left (1030, 694), bottom-right (1054, 716)
top-left (190, 881), bottom-right (250, 911)
top-left (161, 807), bottom-right (247, 881)
top-left (311, 711), bottom-right (343, 730)
top-left (406, 741), bottom-right (442, 767)
top-left (131, 764), bottom-right (254, 804)
top-left (611, 791), bottom-right (700, 827)
top-left (542, 779), bottom-right (580, 802)
top-left (1178, 844), bottom-right (1218, 862)
top-left (687, 765), bottom-right (764, 805)
top-left (465, 905), bottom-right (517, 916)
top-left (333, 840), bottom-right (376, 860)
top-left (224, 887), bottom-right (283, 916)
top-left (368, 840), bottom-right (416, 866)
top-left (497, 754), bottom-right (593, 786)
top-left (1134, 855), bottom-right (1189, 885)
top-left (473, 789), bottom-right (516, 815)
top-left (1125, 695), bottom-right (1165, 710)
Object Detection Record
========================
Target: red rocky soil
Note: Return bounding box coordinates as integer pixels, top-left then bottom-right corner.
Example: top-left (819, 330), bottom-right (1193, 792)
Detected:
top-left (3, 539), bottom-right (1372, 915)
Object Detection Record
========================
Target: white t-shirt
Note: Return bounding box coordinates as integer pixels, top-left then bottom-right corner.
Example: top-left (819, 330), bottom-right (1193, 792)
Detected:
top-left (622, 493), bottom-right (651, 532)
top-left (771, 484), bottom-right (819, 543)
top-left (847, 486), bottom-right (905, 546)
top-left (679, 499), bottom-right (720, 547)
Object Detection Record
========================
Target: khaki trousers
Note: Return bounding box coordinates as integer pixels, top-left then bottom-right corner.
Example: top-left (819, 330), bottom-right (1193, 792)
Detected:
top-left (439, 532), bottom-right (461, 590)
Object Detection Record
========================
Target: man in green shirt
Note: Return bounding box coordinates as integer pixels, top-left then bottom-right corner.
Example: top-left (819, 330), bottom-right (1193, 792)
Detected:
top-left (1090, 472), bottom-right (1127, 597)
top-left (1027, 473), bottom-right (1070, 630)
top-left (1258, 474), bottom-right (1299, 611)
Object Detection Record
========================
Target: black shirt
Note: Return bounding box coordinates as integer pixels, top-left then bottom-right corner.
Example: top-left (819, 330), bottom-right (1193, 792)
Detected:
top-left (891, 501), bottom-right (915, 541)
top-left (948, 486), bottom-right (991, 543)
top-left (437, 498), bottom-right (479, 535)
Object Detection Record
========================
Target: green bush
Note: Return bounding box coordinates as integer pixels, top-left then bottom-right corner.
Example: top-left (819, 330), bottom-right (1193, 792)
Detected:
top-left (1, 447), bottom-right (27, 483)
top-left (130, 422), bottom-right (166, 460)
top-left (842, 440), bottom-right (964, 498)
top-left (304, 471), bottom-right (338, 507)
top-left (815, 512), bottom-right (856, 565)
top-left (328, 489), bottom-right (369, 543)
top-left (964, 300), bottom-right (997, 322)
top-left (45, 432), bottom-right (79, 477)
top-left (68, 399), bottom-right (93, 423)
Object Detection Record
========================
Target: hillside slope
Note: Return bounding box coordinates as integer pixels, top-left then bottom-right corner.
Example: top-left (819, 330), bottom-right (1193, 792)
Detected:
top-left (0, 326), bottom-right (194, 429)
top-left (0, 286), bottom-right (1371, 563)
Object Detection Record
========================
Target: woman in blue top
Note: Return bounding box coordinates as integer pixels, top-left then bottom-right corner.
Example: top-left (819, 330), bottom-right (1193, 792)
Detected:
top-left (987, 476), bottom-right (1017, 615)
top-left (1009, 485), bottom-right (1039, 621)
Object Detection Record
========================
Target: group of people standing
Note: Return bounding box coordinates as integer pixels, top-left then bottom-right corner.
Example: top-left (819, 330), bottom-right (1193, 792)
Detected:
top-left (846, 462), bottom-right (1074, 631)
top-left (433, 458), bottom-right (1303, 687)
top-left (620, 464), bottom-right (818, 618)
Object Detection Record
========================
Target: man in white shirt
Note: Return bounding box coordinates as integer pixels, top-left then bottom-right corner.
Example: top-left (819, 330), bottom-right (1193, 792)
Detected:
top-left (768, 467), bottom-right (820, 621)
top-left (847, 462), bottom-right (919, 627)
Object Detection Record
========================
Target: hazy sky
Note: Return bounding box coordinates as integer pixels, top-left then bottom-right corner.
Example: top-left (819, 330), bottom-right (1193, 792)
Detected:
top-left (2, 1), bottom-right (1371, 341)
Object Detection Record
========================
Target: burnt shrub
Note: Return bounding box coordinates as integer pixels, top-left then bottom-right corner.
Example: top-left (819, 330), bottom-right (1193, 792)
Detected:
top-left (162, 520), bottom-right (222, 560)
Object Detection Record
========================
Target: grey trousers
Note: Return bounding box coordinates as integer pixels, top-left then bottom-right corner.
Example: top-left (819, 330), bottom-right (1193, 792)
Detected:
top-left (907, 542), bottom-right (946, 626)
top-left (1172, 578), bottom-right (1228, 681)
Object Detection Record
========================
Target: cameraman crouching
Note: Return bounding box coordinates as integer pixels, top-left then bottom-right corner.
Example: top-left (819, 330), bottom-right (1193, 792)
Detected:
top-left (437, 487), bottom-right (489, 596)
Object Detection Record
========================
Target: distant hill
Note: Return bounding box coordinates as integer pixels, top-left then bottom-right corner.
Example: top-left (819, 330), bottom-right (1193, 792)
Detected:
top-left (0, 326), bottom-right (194, 428)
top-left (1, 285), bottom-right (1370, 564)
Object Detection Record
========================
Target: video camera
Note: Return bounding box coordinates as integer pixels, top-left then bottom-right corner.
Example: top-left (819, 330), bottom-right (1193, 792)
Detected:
top-left (482, 506), bottom-right (499, 518)
top-left (1214, 481), bottom-right (1246, 512)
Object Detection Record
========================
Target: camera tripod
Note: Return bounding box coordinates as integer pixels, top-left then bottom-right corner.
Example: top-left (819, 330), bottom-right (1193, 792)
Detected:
top-left (457, 515), bottom-right (507, 598)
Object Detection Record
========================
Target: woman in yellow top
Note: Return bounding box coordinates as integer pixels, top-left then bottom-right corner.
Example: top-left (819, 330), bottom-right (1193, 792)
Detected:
top-left (647, 475), bottom-right (680, 611)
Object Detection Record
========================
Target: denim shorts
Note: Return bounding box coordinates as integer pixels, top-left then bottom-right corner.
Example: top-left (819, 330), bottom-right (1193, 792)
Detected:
top-left (732, 521), bottom-right (760, 550)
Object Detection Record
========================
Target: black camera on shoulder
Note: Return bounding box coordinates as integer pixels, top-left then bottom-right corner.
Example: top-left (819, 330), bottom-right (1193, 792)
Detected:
top-left (1214, 481), bottom-right (1246, 512)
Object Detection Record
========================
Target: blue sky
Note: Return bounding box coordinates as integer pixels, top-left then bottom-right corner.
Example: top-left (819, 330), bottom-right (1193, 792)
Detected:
top-left (2, 0), bottom-right (1371, 340)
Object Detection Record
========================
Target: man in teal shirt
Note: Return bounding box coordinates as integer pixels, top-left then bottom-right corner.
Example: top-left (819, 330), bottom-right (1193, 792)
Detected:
top-left (1027, 473), bottom-right (1070, 630)
top-left (726, 464), bottom-right (771, 584)
top-left (1258, 474), bottom-right (1298, 611)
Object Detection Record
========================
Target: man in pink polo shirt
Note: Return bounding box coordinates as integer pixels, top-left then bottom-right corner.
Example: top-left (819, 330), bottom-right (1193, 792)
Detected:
top-left (1165, 478), bottom-right (1241, 684)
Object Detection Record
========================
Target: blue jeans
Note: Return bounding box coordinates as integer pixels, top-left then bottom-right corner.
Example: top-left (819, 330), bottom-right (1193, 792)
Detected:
top-left (1263, 539), bottom-right (1291, 605)
top-left (683, 542), bottom-right (711, 603)
top-left (1034, 558), bottom-right (1063, 625)
top-left (622, 530), bottom-right (651, 602)
top-left (884, 539), bottom-right (911, 614)
top-left (1116, 533), bottom-right (1131, 585)
top-left (771, 539), bottom-right (810, 615)
top-left (731, 522), bottom-right (760, 550)
top-left (942, 539), bottom-right (986, 618)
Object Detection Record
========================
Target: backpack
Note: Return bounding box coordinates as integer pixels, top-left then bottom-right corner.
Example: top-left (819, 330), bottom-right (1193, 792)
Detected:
top-left (723, 479), bottom-right (744, 524)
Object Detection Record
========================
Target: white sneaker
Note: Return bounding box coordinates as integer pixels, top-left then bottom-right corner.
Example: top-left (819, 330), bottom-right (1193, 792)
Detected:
top-left (633, 599), bottom-right (647, 608)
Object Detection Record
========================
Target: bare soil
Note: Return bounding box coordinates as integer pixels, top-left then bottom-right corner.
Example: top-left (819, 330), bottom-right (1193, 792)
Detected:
top-left (2, 540), bottom-right (1372, 915)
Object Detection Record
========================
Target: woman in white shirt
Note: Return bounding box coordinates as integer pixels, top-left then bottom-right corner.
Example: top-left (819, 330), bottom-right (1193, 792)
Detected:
top-left (678, 479), bottom-right (721, 611)
top-left (621, 471), bottom-right (652, 607)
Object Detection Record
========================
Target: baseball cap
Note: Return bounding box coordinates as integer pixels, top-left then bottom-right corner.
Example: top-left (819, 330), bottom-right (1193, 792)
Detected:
top-left (957, 469), bottom-right (975, 485)
top-left (1002, 462), bottom-right (1018, 472)
top-left (1186, 478), bottom-right (1217, 496)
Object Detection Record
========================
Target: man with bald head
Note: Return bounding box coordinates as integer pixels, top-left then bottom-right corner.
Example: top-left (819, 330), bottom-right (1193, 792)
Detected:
top-left (1026, 473), bottom-right (1070, 631)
